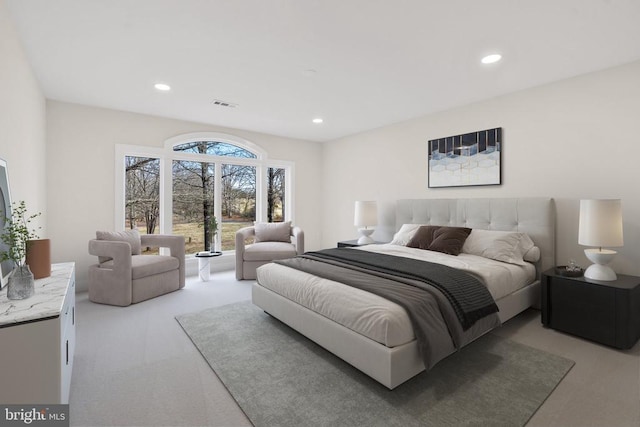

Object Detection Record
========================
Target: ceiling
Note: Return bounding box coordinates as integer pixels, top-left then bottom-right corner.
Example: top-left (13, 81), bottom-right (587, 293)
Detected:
top-left (6, 0), bottom-right (640, 142)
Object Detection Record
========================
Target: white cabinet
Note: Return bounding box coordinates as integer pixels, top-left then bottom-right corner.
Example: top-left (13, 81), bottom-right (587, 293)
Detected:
top-left (0, 263), bottom-right (75, 404)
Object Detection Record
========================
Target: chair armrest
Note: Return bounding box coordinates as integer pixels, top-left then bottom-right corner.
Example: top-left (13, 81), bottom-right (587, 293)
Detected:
top-left (88, 240), bottom-right (134, 306)
top-left (141, 234), bottom-right (185, 288)
top-left (88, 240), bottom-right (133, 298)
top-left (235, 226), bottom-right (255, 280)
top-left (235, 226), bottom-right (255, 253)
top-left (88, 240), bottom-right (132, 270)
top-left (292, 227), bottom-right (304, 254)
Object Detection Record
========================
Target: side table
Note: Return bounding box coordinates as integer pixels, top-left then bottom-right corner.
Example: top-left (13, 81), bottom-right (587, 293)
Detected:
top-left (541, 268), bottom-right (640, 349)
top-left (195, 251), bottom-right (222, 281)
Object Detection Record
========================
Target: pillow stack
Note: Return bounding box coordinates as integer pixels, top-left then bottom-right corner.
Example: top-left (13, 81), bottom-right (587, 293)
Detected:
top-left (391, 224), bottom-right (540, 265)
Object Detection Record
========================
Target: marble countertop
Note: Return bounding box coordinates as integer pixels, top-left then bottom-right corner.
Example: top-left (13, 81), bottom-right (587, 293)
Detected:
top-left (0, 262), bottom-right (75, 327)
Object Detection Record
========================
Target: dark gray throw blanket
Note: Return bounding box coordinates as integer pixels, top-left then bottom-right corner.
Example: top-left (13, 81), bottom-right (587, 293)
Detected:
top-left (275, 248), bottom-right (500, 368)
top-left (293, 248), bottom-right (498, 330)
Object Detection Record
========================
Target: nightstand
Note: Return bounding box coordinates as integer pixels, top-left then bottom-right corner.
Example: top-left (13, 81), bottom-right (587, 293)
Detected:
top-left (337, 239), bottom-right (381, 248)
top-left (541, 268), bottom-right (640, 349)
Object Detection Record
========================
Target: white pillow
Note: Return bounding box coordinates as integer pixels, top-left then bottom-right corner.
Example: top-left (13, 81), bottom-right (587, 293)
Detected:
top-left (390, 224), bottom-right (425, 246)
top-left (462, 229), bottom-right (537, 266)
top-left (523, 246), bottom-right (541, 263)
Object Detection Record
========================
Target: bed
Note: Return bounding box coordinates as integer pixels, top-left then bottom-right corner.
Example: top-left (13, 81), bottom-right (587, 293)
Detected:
top-left (252, 198), bottom-right (555, 389)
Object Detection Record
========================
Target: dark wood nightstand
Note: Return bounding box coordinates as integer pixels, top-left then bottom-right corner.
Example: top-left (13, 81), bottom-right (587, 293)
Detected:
top-left (541, 268), bottom-right (640, 349)
top-left (337, 240), bottom-right (380, 248)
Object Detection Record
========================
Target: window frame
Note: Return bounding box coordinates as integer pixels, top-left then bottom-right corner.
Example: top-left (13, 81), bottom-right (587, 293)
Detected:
top-left (115, 132), bottom-right (294, 253)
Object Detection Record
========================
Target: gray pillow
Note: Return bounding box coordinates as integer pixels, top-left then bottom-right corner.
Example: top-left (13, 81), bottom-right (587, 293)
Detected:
top-left (428, 226), bottom-right (472, 256)
top-left (254, 221), bottom-right (291, 243)
top-left (407, 225), bottom-right (471, 256)
top-left (406, 225), bottom-right (440, 250)
top-left (96, 229), bottom-right (141, 263)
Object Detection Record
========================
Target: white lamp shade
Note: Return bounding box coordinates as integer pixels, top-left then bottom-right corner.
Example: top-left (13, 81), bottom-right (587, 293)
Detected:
top-left (354, 201), bottom-right (378, 227)
top-left (578, 199), bottom-right (624, 247)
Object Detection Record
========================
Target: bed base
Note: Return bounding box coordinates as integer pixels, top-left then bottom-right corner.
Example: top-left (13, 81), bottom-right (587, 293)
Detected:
top-left (252, 283), bottom-right (423, 389)
top-left (252, 197), bottom-right (553, 389)
top-left (252, 280), bottom-right (539, 390)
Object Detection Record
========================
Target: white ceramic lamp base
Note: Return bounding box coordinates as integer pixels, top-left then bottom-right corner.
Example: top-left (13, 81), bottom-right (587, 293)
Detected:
top-left (583, 248), bottom-right (617, 281)
top-left (357, 228), bottom-right (375, 245)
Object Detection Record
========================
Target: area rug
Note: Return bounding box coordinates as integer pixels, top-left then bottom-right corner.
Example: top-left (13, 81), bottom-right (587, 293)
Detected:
top-left (176, 301), bottom-right (573, 427)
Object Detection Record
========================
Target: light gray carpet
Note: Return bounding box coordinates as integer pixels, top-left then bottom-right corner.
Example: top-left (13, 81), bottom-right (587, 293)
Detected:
top-left (176, 301), bottom-right (574, 427)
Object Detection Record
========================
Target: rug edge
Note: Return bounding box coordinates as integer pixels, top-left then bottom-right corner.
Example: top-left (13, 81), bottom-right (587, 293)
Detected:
top-left (174, 313), bottom-right (255, 425)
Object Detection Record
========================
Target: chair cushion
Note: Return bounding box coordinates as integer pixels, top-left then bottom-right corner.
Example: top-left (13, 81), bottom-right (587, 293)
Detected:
top-left (243, 242), bottom-right (297, 261)
top-left (101, 255), bottom-right (179, 280)
top-left (254, 221), bottom-right (291, 243)
top-left (96, 229), bottom-right (141, 263)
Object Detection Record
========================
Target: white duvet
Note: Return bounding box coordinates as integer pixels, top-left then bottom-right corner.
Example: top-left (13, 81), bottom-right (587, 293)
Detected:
top-left (256, 244), bottom-right (535, 348)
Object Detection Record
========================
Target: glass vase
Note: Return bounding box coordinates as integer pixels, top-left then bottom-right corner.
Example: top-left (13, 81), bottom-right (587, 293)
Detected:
top-left (7, 265), bottom-right (35, 300)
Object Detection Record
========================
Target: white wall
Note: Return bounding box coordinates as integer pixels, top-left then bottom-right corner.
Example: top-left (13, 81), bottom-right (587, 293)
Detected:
top-left (0, 0), bottom-right (46, 230)
top-left (46, 101), bottom-right (323, 290)
top-left (322, 60), bottom-right (640, 276)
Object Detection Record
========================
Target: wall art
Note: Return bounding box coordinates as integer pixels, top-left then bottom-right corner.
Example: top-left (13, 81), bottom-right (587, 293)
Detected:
top-left (428, 127), bottom-right (502, 188)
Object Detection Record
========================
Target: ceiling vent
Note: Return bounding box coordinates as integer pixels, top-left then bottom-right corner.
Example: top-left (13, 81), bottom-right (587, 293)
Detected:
top-left (211, 99), bottom-right (238, 108)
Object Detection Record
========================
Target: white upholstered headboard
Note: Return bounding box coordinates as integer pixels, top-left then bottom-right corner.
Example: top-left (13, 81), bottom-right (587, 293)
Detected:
top-left (395, 198), bottom-right (556, 276)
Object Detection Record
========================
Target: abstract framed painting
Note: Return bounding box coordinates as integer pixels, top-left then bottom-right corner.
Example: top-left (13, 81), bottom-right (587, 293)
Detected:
top-left (428, 127), bottom-right (502, 188)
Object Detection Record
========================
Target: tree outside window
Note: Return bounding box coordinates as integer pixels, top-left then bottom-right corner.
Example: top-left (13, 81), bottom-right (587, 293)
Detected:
top-left (125, 156), bottom-right (160, 234)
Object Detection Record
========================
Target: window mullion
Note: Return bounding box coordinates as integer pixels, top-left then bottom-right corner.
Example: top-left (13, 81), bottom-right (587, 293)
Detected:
top-left (158, 156), bottom-right (169, 235)
top-left (214, 162), bottom-right (222, 251)
top-left (256, 165), bottom-right (266, 222)
top-left (285, 164), bottom-right (294, 223)
top-left (114, 146), bottom-right (126, 230)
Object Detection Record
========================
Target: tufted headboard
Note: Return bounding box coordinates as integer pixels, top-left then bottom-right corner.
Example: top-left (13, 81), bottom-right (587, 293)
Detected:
top-left (396, 198), bottom-right (556, 276)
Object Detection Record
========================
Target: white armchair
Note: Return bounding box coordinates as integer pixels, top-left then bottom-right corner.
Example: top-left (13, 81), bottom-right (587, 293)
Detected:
top-left (235, 222), bottom-right (304, 280)
top-left (88, 230), bottom-right (185, 306)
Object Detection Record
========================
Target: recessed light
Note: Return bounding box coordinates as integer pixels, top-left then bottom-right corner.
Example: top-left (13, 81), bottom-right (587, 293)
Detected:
top-left (312, 118), bottom-right (323, 124)
top-left (154, 83), bottom-right (171, 91)
top-left (481, 54), bottom-right (502, 64)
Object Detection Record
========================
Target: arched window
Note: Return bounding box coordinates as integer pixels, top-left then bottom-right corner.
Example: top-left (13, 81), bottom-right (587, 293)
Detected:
top-left (116, 133), bottom-right (293, 255)
top-left (173, 141), bottom-right (257, 158)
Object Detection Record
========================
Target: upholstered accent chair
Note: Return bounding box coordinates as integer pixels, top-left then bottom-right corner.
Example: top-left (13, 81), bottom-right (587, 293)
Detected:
top-left (235, 222), bottom-right (304, 280)
top-left (88, 230), bottom-right (185, 306)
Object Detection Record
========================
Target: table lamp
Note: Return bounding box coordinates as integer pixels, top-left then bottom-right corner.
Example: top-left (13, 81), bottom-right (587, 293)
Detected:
top-left (578, 199), bottom-right (623, 281)
top-left (354, 201), bottom-right (377, 244)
